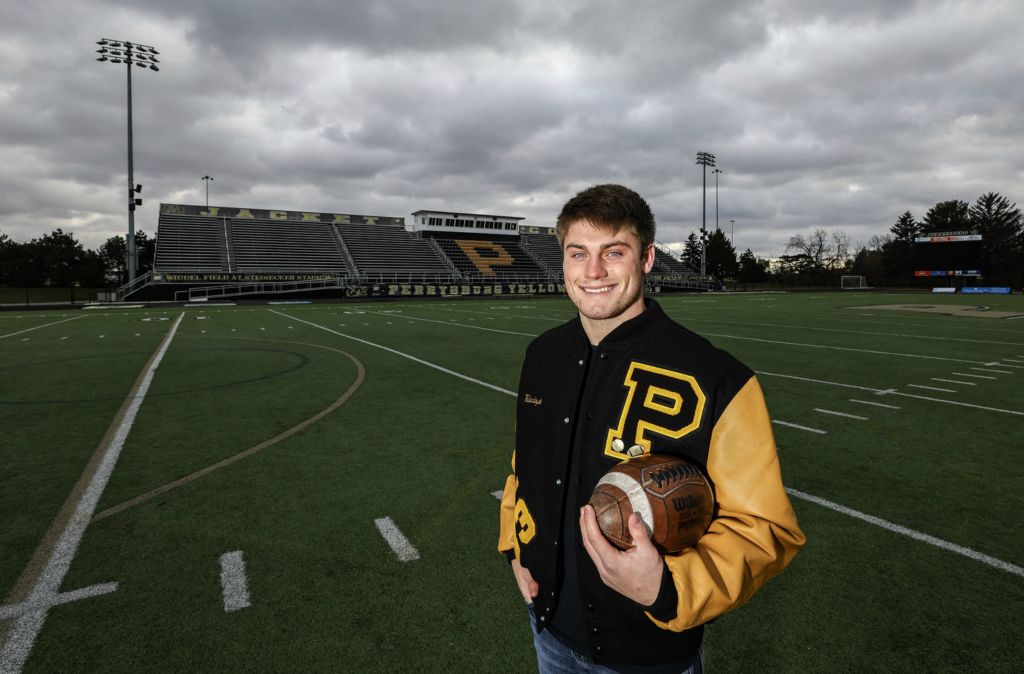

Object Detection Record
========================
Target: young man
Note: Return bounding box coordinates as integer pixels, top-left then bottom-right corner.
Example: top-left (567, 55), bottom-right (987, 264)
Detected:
top-left (498, 184), bottom-right (805, 673)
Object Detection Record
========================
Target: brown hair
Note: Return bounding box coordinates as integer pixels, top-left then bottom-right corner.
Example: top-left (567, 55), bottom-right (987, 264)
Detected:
top-left (555, 184), bottom-right (656, 249)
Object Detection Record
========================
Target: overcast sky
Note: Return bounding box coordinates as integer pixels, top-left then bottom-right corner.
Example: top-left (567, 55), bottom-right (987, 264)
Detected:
top-left (2, 0), bottom-right (1022, 257)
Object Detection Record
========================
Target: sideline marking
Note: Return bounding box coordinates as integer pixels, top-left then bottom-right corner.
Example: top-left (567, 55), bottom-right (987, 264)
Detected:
top-left (951, 372), bottom-right (996, 380)
top-left (374, 517), bottom-right (420, 562)
top-left (0, 313), bottom-right (184, 673)
top-left (908, 384), bottom-right (956, 393)
top-left (270, 310), bottom-right (515, 397)
top-left (771, 420), bottom-right (827, 434)
top-left (814, 408), bottom-right (867, 420)
top-left (219, 551), bottom-right (252, 613)
top-left (931, 378), bottom-right (975, 386)
top-left (0, 583), bottom-right (117, 621)
top-left (849, 399), bottom-right (900, 410)
top-left (0, 316), bottom-right (81, 340)
top-left (970, 367), bottom-right (1012, 374)
top-left (785, 488), bottom-right (1024, 578)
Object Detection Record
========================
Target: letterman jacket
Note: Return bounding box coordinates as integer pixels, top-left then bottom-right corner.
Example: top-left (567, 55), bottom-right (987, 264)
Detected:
top-left (498, 299), bottom-right (805, 666)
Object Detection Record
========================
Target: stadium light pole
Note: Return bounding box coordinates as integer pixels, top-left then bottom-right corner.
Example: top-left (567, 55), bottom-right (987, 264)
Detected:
top-left (729, 219), bottom-right (735, 246)
top-left (712, 168), bottom-right (722, 232)
top-left (96, 38), bottom-right (159, 285)
top-left (696, 152), bottom-right (716, 276)
top-left (202, 175), bottom-right (213, 207)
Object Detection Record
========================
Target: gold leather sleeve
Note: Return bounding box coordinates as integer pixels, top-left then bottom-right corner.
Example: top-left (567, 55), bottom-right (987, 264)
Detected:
top-left (497, 451), bottom-right (519, 556)
top-left (647, 376), bottom-right (805, 631)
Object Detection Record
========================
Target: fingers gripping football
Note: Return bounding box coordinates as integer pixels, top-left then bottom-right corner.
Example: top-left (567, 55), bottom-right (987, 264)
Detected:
top-left (580, 506), bottom-right (663, 606)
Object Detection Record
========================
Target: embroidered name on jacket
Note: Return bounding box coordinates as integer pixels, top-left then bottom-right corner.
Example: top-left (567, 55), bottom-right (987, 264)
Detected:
top-left (604, 361), bottom-right (707, 459)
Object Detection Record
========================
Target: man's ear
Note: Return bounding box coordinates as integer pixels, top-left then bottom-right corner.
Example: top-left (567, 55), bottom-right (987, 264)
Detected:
top-left (642, 244), bottom-right (656, 273)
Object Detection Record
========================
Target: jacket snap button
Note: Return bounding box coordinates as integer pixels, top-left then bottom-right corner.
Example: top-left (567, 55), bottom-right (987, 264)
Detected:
top-left (578, 359), bottom-right (584, 366)
top-left (555, 479), bottom-right (562, 486)
top-left (563, 417), bottom-right (570, 424)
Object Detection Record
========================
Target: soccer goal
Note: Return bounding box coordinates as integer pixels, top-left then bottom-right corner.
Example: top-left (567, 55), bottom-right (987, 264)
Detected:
top-left (841, 275), bottom-right (868, 290)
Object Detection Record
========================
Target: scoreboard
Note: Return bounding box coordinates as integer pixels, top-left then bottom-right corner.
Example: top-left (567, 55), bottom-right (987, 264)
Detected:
top-left (911, 232), bottom-right (982, 277)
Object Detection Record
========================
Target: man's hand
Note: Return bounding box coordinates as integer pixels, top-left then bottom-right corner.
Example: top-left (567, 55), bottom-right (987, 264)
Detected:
top-left (511, 557), bottom-right (540, 604)
top-left (579, 505), bottom-right (664, 606)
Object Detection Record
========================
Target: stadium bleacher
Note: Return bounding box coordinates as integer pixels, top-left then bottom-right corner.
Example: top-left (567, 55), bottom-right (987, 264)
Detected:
top-left (653, 246), bottom-right (695, 275)
top-left (337, 222), bottom-right (450, 277)
top-left (433, 237), bottom-right (546, 279)
top-left (153, 215), bottom-right (226, 271)
top-left (228, 218), bottom-right (347, 272)
top-left (147, 203), bottom-right (708, 301)
top-left (520, 233), bottom-right (562, 276)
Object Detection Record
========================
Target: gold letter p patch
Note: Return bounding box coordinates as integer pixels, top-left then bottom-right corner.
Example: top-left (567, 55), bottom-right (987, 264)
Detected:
top-left (604, 362), bottom-right (706, 459)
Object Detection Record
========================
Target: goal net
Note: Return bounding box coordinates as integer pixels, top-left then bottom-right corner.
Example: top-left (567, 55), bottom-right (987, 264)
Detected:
top-left (841, 275), bottom-right (867, 289)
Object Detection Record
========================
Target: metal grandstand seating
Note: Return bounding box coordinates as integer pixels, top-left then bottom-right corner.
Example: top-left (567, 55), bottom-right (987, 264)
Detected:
top-left (153, 215), bottom-right (227, 271)
top-left (336, 222), bottom-right (451, 278)
top-left (433, 237), bottom-right (546, 280)
top-left (228, 218), bottom-right (347, 272)
top-left (653, 245), bottom-right (695, 275)
top-left (520, 233), bottom-right (563, 277)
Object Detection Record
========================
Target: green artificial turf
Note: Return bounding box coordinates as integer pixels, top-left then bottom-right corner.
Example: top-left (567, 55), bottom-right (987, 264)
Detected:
top-left (2, 292), bottom-right (1022, 672)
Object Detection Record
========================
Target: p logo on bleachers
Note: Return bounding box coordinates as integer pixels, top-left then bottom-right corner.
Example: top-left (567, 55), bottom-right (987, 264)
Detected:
top-left (455, 240), bottom-right (516, 277)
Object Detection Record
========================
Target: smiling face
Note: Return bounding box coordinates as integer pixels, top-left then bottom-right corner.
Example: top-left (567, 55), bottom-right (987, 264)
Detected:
top-left (562, 219), bottom-right (655, 344)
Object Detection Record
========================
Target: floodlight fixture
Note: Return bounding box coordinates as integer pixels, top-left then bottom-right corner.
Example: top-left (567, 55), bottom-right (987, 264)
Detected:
top-left (202, 175), bottom-right (214, 207)
top-left (96, 37), bottom-right (159, 284)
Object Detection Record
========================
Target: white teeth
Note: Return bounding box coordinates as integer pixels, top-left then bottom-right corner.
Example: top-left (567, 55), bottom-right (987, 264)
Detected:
top-left (582, 286), bottom-right (612, 294)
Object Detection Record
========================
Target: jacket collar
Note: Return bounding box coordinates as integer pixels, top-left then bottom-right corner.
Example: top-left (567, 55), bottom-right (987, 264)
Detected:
top-left (569, 297), bottom-right (667, 349)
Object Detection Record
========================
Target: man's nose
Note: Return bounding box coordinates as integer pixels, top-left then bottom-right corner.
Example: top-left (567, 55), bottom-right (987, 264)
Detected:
top-left (585, 255), bottom-right (606, 278)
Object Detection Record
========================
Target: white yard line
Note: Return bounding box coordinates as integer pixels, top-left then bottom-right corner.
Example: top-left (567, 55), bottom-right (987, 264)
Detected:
top-left (813, 408), bottom-right (868, 420)
top-left (0, 313), bottom-right (184, 673)
top-left (218, 551), bottom-right (252, 613)
top-left (931, 378), bottom-right (976, 386)
top-left (701, 332), bottom-right (988, 365)
top-left (849, 399), bottom-right (901, 410)
top-left (908, 384), bottom-right (956, 393)
top-left (895, 391), bottom-right (1024, 416)
top-left (0, 583), bottom-right (117, 621)
top-left (754, 371), bottom-right (881, 393)
top-left (270, 310), bottom-right (516, 397)
top-left (951, 372), bottom-right (996, 380)
top-left (771, 420), bottom-right (828, 434)
top-left (670, 316), bottom-right (1024, 348)
top-left (492, 491), bottom-right (504, 500)
top-left (359, 309), bottom-right (536, 337)
top-left (0, 316), bottom-right (81, 340)
top-left (374, 517), bottom-right (420, 562)
top-left (786, 488), bottom-right (1024, 578)
top-left (970, 367), bottom-right (1012, 374)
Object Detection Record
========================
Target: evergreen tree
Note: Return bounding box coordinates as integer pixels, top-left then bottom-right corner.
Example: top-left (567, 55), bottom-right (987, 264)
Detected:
top-left (921, 200), bottom-right (971, 234)
top-left (681, 232), bottom-right (701, 272)
top-left (704, 229), bottom-right (738, 280)
top-left (890, 211), bottom-right (919, 242)
top-left (969, 192), bottom-right (1023, 285)
top-left (737, 249), bottom-right (768, 283)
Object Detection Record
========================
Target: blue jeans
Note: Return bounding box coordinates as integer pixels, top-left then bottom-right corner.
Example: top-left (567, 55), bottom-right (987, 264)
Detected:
top-left (528, 604), bottom-right (704, 674)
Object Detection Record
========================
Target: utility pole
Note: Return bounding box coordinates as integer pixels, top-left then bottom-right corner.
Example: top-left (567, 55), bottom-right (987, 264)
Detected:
top-left (695, 152), bottom-right (716, 276)
top-left (97, 39), bottom-right (159, 284)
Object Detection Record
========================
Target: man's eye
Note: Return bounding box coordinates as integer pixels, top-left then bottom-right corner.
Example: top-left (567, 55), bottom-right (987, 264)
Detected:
top-left (606, 250), bottom-right (623, 257)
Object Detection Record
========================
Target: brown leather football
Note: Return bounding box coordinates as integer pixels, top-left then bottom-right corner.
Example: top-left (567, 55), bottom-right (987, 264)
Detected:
top-left (588, 453), bottom-right (714, 554)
